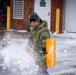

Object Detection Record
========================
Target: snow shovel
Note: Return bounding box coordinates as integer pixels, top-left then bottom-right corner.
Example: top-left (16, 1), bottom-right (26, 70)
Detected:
top-left (46, 38), bottom-right (56, 67)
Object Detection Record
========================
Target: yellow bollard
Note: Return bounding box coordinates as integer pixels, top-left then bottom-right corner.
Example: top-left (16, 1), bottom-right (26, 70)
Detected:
top-left (46, 38), bottom-right (56, 67)
top-left (29, 14), bottom-right (30, 19)
top-left (54, 40), bottom-right (56, 66)
top-left (56, 8), bottom-right (60, 34)
top-left (7, 6), bottom-right (11, 30)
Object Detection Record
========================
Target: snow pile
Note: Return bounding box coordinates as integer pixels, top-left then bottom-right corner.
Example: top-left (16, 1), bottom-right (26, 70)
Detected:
top-left (0, 33), bottom-right (39, 75)
top-left (52, 32), bottom-right (76, 39)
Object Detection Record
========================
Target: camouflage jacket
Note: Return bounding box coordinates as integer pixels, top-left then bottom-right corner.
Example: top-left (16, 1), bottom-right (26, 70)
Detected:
top-left (29, 20), bottom-right (50, 51)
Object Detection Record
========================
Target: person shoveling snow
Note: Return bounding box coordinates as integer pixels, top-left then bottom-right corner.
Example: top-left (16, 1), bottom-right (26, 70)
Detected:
top-left (28, 12), bottom-right (50, 75)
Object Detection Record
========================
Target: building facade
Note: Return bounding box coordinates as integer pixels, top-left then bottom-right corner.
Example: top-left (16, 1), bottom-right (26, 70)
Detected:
top-left (0, 0), bottom-right (76, 33)
top-left (10, 0), bottom-right (34, 30)
top-left (10, 0), bottom-right (64, 33)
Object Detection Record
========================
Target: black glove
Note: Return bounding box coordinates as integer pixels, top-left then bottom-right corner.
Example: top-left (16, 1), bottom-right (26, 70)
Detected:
top-left (42, 47), bottom-right (47, 54)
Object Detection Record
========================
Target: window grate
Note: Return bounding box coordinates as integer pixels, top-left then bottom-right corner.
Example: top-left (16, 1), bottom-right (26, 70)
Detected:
top-left (13, 0), bottom-right (24, 19)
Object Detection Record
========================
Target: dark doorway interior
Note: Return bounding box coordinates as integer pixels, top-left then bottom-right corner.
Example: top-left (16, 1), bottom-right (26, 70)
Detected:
top-left (0, 0), bottom-right (10, 30)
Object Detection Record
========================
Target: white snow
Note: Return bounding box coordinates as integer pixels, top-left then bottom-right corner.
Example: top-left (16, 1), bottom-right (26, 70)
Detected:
top-left (0, 32), bottom-right (76, 75)
top-left (48, 33), bottom-right (76, 75)
top-left (64, 50), bottom-right (67, 53)
top-left (52, 32), bottom-right (76, 39)
top-left (9, 29), bottom-right (27, 33)
top-left (0, 33), bottom-right (39, 75)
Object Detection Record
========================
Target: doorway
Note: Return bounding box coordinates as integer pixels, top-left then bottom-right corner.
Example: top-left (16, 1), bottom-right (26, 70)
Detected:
top-left (34, 0), bottom-right (51, 30)
top-left (0, 0), bottom-right (9, 30)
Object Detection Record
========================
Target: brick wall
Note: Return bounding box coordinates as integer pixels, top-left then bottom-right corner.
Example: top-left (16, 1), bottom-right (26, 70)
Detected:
top-left (51, 0), bottom-right (64, 33)
top-left (10, 0), bottom-right (63, 31)
top-left (10, 0), bottom-right (34, 30)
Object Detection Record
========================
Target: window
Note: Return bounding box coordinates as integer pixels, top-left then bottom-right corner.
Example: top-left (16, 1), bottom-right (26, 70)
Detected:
top-left (41, 0), bottom-right (45, 2)
top-left (13, 0), bottom-right (24, 19)
top-left (40, 0), bottom-right (46, 7)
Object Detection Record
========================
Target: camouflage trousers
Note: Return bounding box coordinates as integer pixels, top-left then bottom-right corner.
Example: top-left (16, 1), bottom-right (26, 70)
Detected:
top-left (34, 51), bottom-right (49, 75)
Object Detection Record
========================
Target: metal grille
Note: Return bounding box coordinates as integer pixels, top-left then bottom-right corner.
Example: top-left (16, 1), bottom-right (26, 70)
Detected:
top-left (13, 0), bottom-right (24, 19)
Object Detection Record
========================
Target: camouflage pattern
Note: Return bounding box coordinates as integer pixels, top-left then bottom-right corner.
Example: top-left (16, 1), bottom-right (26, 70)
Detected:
top-left (29, 20), bottom-right (50, 75)
top-left (29, 20), bottom-right (50, 51)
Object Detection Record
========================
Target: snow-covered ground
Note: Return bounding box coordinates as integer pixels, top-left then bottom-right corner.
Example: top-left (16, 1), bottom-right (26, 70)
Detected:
top-left (0, 32), bottom-right (41, 75)
top-left (0, 31), bottom-right (76, 75)
top-left (48, 33), bottom-right (76, 75)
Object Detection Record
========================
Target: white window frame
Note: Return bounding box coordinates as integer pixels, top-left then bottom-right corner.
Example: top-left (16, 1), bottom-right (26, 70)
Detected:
top-left (13, 0), bottom-right (24, 19)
